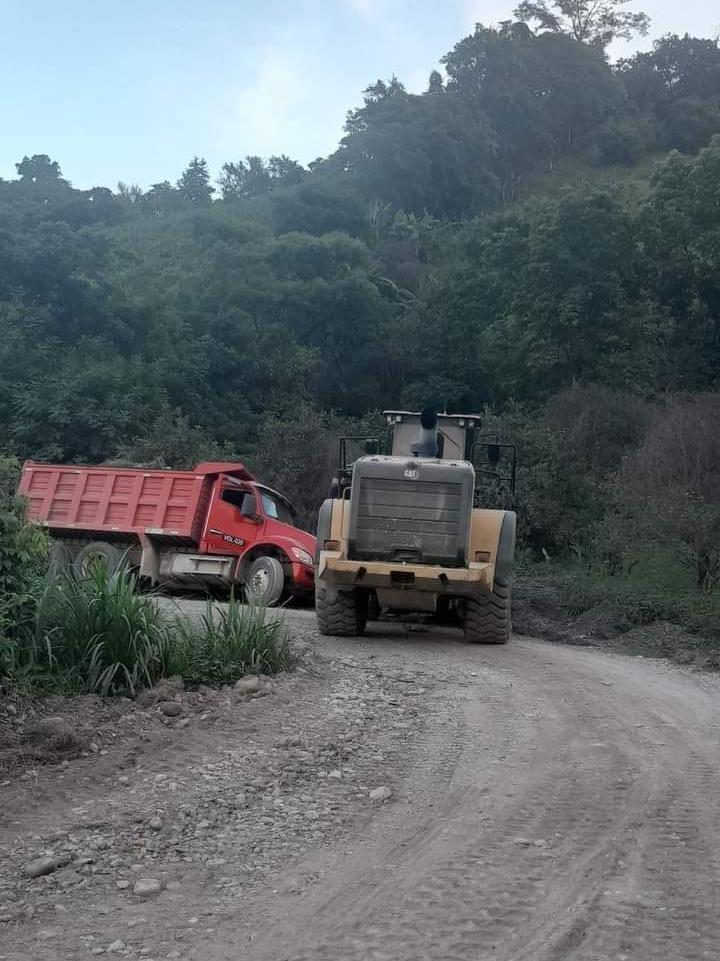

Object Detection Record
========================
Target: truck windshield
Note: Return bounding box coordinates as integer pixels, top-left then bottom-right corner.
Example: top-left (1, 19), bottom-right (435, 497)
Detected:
top-left (260, 492), bottom-right (295, 525)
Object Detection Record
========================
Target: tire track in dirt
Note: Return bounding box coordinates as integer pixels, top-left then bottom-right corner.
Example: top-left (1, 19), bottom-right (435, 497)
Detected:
top-left (237, 633), bottom-right (720, 961)
top-left (5, 618), bottom-right (720, 961)
top-left (563, 751), bottom-right (720, 961)
top-left (523, 654), bottom-right (720, 961)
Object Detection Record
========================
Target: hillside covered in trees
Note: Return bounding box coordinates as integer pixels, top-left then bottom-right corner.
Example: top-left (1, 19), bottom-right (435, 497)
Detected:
top-left (2, 6), bottom-right (720, 613)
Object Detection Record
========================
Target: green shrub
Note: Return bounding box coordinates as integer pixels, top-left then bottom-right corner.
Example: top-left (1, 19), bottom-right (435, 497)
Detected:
top-left (171, 594), bottom-right (289, 685)
top-left (547, 552), bottom-right (720, 643)
top-left (480, 387), bottom-right (651, 558)
top-left (14, 566), bottom-right (175, 694)
top-left (2, 564), bottom-right (289, 695)
top-left (0, 456), bottom-right (48, 592)
top-left (617, 396), bottom-right (720, 594)
top-left (0, 456), bottom-right (48, 675)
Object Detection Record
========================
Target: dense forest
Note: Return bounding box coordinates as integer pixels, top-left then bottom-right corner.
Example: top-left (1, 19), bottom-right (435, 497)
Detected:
top-left (2, 4), bottom-right (720, 607)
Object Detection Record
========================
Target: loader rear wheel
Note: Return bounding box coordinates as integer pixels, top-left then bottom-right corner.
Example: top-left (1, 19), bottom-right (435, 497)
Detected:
top-left (73, 541), bottom-right (122, 579)
top-left (316, 585), bottom-right (368, 637)
top-left (245, 556), bottom-right (285, 607)
top-left (463, 577), bottom-right (511, 645)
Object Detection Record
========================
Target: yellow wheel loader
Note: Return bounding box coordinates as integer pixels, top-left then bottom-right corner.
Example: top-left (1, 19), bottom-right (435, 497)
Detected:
top-left (314, 409), bottom-right (516, 643)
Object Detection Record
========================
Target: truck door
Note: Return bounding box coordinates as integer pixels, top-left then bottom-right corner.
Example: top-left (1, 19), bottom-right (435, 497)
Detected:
top-left (203, 478), bottom-right (262, 555)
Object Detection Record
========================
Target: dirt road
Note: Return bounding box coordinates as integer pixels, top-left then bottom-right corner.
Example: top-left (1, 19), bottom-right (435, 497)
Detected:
top-left (2, 608), bottom-right (720, 961)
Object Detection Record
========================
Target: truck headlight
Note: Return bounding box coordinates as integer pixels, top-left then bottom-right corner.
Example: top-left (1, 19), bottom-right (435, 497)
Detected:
top-left (291, 547), bottom-right (314, 567)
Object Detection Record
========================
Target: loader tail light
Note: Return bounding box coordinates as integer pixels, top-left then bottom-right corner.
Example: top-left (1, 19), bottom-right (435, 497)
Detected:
top-left (324, 539), bottom-right (340, 551)
top-left (475, 550), bottom-right (492, 562)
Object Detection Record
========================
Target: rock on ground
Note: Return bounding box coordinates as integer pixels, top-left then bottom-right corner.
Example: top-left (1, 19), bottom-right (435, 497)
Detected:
top-left (0, 608), bottom-right (427, 961)
top-left (235, 675), bottom-right (262, 694)
top-left (25, 855), bottom-right (68, 878)
top-left (133, 878), bottom-right (163, 898)
top-left (158, 701), bottom-right (182, 717)
top-left (369, 786), bottom-right (393, 802)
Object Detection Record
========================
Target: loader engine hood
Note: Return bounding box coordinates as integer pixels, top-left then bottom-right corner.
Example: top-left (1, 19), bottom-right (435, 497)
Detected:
top-left (347, 455), bottom-right (475, 568)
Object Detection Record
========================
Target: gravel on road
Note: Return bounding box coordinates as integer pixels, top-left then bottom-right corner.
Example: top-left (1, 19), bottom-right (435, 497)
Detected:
top-left (2, 605), bottom-right (720, 961)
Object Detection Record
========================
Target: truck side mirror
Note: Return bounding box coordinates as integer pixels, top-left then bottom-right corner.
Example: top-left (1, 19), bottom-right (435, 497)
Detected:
top-left (241, 495), bottom-right (260, 520)
top-left (364, 438), bottom-right (379, 455)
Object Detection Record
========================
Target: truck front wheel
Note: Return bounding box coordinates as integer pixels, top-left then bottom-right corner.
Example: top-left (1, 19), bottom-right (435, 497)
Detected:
top-left (316, 585), bottom-right (368, 637)
top-left (463, 577), bottom-right (511, 645)
top-left (245, 556), bottom-right (285, 607)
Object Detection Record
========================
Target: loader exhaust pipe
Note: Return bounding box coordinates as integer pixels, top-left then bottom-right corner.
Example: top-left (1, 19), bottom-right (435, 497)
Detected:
top-left (411, 407), bottom-right (439, 458)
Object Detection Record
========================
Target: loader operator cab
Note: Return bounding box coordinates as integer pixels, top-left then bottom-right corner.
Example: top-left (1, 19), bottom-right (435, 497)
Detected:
top-left (331, 410), bottom-right (516, 510)
top-left (387, 409), bottom-right (475, 460)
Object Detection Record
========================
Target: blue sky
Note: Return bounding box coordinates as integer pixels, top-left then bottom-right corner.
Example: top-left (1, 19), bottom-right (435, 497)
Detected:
top-left (1, 0), bottom-right (718, 189)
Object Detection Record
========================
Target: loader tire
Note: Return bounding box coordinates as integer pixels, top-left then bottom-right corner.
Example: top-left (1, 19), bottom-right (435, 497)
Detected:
top-left (463, 577), bottom-right (511, 645)
top-left (316, 585), bottom-right (368, 637)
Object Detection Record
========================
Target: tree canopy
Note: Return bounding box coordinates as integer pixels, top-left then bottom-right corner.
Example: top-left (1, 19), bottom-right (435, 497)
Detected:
top-left (514, 0), bottom-right (649, 48)
top-left (0, 24), bottom-right (718, 539)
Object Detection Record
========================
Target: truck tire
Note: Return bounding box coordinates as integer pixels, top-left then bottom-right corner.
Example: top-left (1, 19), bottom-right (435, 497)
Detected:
top-left (463, 576), bottom-right (511, 644)
top-left (73, 541), bottom-right (122, 579)
top-left (245, 556), bottom-right (285, 607)
top-left (316, 585), bottom-right (368, 637)
top-left (48, 539), bottom-right (71, 578)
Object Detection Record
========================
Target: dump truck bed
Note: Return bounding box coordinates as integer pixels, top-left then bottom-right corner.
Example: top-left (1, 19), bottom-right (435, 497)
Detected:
top-left (18, 461), bottom-right (251, 543)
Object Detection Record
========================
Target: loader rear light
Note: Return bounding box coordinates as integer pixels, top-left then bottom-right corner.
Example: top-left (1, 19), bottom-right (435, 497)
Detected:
top-left (324, 539), bottom-right (340, 551)
top-left (475, 550), bottom-right (492, 562)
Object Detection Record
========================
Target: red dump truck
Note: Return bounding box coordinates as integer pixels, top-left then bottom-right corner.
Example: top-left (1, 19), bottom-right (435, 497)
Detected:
top-left (18, 460), bottom-right (315, 605)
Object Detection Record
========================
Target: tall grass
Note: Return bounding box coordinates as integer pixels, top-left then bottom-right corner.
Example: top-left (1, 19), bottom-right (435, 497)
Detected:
top-left (3, 567), bottom-right (289, 695)
top-left (33, 566), bottom-right (175, 694)
top-left (171, 595), bottom-right (289, 686)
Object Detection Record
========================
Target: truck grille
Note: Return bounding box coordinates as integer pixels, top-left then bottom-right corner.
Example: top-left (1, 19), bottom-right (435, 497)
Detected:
top-left (351, 477), bottom-right (464, 566)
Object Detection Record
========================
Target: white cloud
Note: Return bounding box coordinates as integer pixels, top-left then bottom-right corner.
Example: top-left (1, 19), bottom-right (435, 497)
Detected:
top-left (405, 66), bottom-right (431, 93)
top-left (232, 47), bottom-right (307, 154)
top-left (211, 42), bottom-right (348, 165)
top-left (345, 0), bottom-right (381, 19)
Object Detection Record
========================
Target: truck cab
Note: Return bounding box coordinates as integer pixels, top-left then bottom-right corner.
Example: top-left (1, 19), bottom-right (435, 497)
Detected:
top-left (199, 475), bottom-right (315, 599)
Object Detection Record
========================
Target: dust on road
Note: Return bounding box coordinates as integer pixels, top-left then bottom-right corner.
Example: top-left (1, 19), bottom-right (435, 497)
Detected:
top-left (2, 606), bottom-right (720, 961)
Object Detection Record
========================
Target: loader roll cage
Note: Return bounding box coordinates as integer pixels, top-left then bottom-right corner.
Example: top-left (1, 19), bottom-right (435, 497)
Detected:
top-left (334, 432), bottom-right (517, 508)
top-left (471, 435), bottom-right (517, 510)
top-left (332, 436), bottom-right (379, 499)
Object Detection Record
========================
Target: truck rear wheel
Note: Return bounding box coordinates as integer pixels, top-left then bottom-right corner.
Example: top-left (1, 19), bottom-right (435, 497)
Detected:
top-left (463, 577), bottom-right (511, 645)
top-left (316, 585), bottom-right (368, 637)
top-left (245, 556), bottom-right (285, 607)
top-left (73, 541), bottom-right (122, 579)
